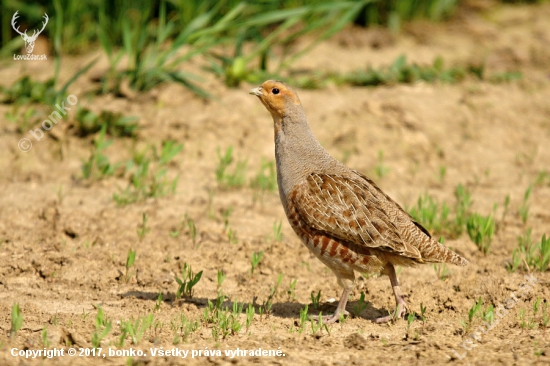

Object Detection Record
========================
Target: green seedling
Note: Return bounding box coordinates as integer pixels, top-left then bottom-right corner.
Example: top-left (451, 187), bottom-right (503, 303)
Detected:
top-left (136, 213), bottom-right (150, 242)
top-left (406, 312), bottom-right (419, 340)
top-left (272, 220), bottom-right (283, 243)
top-left (482, 304), bottom-right (495, 324)
top-left (501, 194), bottom-right (511, 223)
top-left (215, 146), bottom-right (247, 189)
top-left (5, 106), bottom-right (39, 134)
top-left (488, 71), bottom-right (523, 83)
top-left (217, 270), bottom-right (226, 290)
top-left (541, 301), bottom-right (549, 331)
top-left (437, 166), bottom-right (447, 183)
top-left (250, 251), bottom-right (263, 275)
top-left (535, 171), bottom-right (550, 186)
top-left (245, 304), bottom-right (255, 331)
top-left (55, 185), bottom-right (64, 205)
top-left (114, 141), bottom-right (182, 205)
top-left (518, 308), bottom-right (535, 330)
top-left (298, 305), bottom-right (309, 333)
top-left (454, 184), bottom-right (472, 233)
top-left (175, 263), bottom-right (203, 299)
top-left (227, 228), bottom-right (238, 244)
top-left (311, 290), bottom-right (321, 310)
top-left (408, 193), bottom-right (452, 237)
top-left (310, 312), bottom-right (330, 335)
top-left (204, 300), bottom-right (244, 341)
top-left (2, 58), bottom-right (96, 105)
top-left (272, 274), bottom-right (283, 296)
top-left (508, 229), bottom-right (533, 272)
top-left (222, 206), bottom-right (237, 244)
top-left (125, 249), bottom-right (136, 283)
top-left (262, 299), bottom-right (273, 319)
top-left (419, 303), bottom-right (427, 324)
top-left (185, 215), bottom-right (198, 247)
top-left (122, 313), bottom-right (154, 345)
top-left (212, 292), bottom-right (227, 314)
top-left (81, 125), bottom-right (117, 180)
top-left (519, 185), bottom-right (533, 225)
top-left (258, 274), bottom-right (281, 319)
top-left (227, 303), bottom-right (244, 339)
top-left (1, 76), bottom-right (55, 104)
top-left (170, 313), bottom-right (199, 344)
top-left (407, 312), bottom-right (416, 328)
top-left (92, 307), bottom-right (112, 349)
top-left (250, 159), bottom-right (277, 193)
top-left (74, 108), bottom-right (138, 138)
top-left (533, 234), bottom-right (550, 272)
top-left (287, 279), bottom-right (297, 301)
top-left (41, 327), bottom-right (51, 347)
top-left (460, 297), bottom-right (482, 333)
top-left (532, 298), bottom-right (541, 323)
top-left (352, 292), bottom-right (368, 317)
top-left (509, 231), bottom-right (550, 272)
top-left (518, 309), bottom-right (526, 329)
top-left (534, 341), bottom-right (544, 357)
top-left (433, 263), bottom-right (450, 281)
top-left (152, 320), bottom-right (164, 340)
top-left (375, 150), bottom-right (390, 178)
top-left (202, 300), bottom-right (214, 323)
top-left (222, 206), bottom-right (233, 232)
top-left (117, 326), bottom-right (128, 347)
top-left (338, 312), bottom-right (347, 325)
top-left (342, 54), bottom-right (520, 87)
top-left (81, 309), bottom-right (90, 320)
top-left (10, 303), bottom-right (23, 340)
top-left (154, 293), bottom-right (163, 312)
top-left (466, 213), bottom-right (495, 255)
top-left (507, 250), bottom-right (523, 273)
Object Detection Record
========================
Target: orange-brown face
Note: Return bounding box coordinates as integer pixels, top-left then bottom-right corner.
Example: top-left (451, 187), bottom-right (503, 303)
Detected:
top-left (249, 80), bottom-right (301, 119)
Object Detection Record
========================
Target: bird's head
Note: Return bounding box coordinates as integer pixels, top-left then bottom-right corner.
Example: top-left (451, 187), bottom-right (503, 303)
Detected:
top-left (249, 80), bottom-right (302, 120)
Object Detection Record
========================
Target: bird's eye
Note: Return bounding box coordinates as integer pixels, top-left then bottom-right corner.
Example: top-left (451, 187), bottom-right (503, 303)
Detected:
top-left (272, 88), bottom-right (280, 95)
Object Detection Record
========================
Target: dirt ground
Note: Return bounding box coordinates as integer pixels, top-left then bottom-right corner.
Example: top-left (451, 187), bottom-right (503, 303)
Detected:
top-left (1, 3), bottom-right (549, 366)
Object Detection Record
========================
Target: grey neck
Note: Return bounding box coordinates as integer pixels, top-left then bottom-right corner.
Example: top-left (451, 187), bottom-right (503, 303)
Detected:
top-left (274, 112), bottom-right (346, 201)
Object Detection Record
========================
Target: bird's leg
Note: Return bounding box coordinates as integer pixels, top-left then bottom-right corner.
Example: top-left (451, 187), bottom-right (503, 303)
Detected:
top-left (309, 288), bottom-right (351, 324)
top-left (375, 263), bottom-right (407, 323)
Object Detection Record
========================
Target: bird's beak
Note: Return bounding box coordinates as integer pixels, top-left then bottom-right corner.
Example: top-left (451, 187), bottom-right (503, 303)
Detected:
top-left (249, 87), bottom-right (263, 97)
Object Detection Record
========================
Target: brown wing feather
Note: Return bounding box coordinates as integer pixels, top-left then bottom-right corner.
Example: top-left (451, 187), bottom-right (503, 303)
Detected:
top-left (292, 172), bottom-right (422, 260)
top-left (352, 170), bottom-right (432, 238)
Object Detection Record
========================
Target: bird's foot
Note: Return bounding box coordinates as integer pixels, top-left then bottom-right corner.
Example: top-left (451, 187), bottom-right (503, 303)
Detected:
top-left (374, 301), bottom-right (407, 324)
top-left (309, 309), bottom-right (350, 324)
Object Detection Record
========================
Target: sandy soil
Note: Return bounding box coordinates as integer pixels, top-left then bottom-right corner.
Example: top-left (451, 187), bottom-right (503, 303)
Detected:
top-left (0, 3), bottom-right (549, 366)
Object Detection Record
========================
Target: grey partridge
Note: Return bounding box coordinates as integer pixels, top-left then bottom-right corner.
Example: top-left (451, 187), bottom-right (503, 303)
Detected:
top-left (250, 80), bottom-right (469, 324)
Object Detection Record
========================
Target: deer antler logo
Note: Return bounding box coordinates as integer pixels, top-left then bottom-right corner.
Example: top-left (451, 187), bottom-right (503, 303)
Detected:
top-left (11, 11), bottom-right (49, 54)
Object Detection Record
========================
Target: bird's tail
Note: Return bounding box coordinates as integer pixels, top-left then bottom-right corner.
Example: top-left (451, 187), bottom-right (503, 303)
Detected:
top-left (403, 210), bottom-right (470, 266)
top-left (421, 237), bottom-right (470, 266)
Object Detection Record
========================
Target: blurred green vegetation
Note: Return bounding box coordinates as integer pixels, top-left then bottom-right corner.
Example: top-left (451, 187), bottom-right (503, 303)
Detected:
top-left (0, 0), bottom-right (528, 98)
top-left (1, 0), bottom-right (463, 54)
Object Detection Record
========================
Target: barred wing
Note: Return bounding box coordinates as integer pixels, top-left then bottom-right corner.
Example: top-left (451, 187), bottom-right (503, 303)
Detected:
top-left (291, 173), bottom-right (424, 260)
